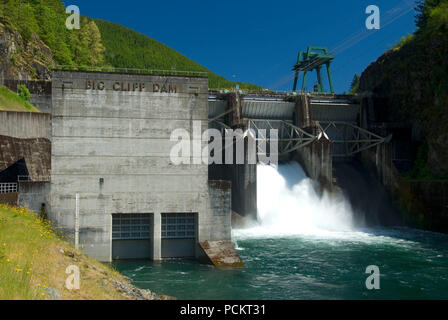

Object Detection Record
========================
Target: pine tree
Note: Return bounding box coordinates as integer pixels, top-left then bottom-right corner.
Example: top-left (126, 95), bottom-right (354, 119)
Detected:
top-left (349, 74), bottom-right (360, 95)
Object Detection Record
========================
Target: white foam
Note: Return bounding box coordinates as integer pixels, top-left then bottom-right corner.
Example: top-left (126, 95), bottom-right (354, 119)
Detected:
top-left (234, 162), bottom-right (355, 239)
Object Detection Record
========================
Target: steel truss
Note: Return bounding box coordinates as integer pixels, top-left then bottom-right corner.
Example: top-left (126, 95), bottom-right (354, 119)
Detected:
top-left (318, 121), bottom-right (392, 157)
top-left (248, 119), bottom-right (318, 156)
top-left (209, 119), bottom-right (391, 157)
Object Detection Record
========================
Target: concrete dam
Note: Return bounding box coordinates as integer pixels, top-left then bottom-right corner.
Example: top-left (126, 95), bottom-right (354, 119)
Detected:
top-left (0, 70), bottom-right (394, 264)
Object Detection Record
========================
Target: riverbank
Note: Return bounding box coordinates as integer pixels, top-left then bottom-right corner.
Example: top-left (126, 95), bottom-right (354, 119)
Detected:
top-left (0, 204), bottom-right (171, 300)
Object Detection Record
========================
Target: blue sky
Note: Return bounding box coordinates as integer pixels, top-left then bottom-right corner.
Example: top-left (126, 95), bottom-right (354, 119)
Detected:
top-left (66, 0), bottom-right (417, 93)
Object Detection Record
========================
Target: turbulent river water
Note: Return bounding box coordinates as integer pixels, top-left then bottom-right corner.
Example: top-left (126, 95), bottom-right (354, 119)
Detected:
top-left (114, 162), bottom-right (448, 300)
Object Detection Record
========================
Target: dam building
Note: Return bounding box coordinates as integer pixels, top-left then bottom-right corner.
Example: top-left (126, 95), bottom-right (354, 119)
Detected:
top-left (0, 69), bottom-right (396, 263)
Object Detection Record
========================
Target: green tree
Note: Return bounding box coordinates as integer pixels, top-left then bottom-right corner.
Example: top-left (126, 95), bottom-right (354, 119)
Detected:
top-left (349, 74), bottom-right (360, 95)
top-left (415, 0), bottom-right (447, 30)
top-left (422, 2), bottom-right (448, 36)
top-left (72, 19), bottom-right (105, 66)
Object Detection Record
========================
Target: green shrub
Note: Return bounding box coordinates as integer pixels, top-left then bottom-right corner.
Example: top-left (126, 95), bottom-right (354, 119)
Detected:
top-left (17, 85), bottom-right (31, 101)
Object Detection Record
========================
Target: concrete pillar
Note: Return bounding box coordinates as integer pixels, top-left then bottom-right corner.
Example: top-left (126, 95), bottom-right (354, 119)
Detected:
top-left (227, 92), bottom-right (243, 127)
top-left (294, 94), bottom-right (312, 129)
top-left (230, 161), bottom-right (257, 220)
top-left (229, 120), bottom-right (257, 220)
top-left (294, 124), bottom-right (333, 192)
top-left (152, 212), bottom-right (162, 261)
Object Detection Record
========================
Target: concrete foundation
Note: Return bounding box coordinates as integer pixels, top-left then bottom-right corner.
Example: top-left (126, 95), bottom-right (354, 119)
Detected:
top-left (198, 241), bottom-right (244, 268)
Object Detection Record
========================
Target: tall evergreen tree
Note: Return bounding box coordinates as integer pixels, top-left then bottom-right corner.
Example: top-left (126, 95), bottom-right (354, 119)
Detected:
top-left (349, 74), bottom-right (360, 94)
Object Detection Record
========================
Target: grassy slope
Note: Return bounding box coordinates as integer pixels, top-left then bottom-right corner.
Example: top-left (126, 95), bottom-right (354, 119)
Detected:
top-left (0, 205), bottom-right (140, 300)
top-left (0, 86), bottom-right (41, 113)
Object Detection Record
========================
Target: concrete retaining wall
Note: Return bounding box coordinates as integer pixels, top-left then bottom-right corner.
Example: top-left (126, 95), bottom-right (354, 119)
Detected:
top-left (0, 111), bottom-right (51, 139)
top-left (18, 182), bottom-right (50, 216)
top-left (29, 95), bottom-right (52, 114)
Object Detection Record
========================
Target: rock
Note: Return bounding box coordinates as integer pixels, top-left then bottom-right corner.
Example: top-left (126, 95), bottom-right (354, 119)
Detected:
top-left (45, 288), bottom-right (61, 300)
top-left (111, 279), bottom-right (173, 300)
top-left (0, 22), bottom-right (54, 81)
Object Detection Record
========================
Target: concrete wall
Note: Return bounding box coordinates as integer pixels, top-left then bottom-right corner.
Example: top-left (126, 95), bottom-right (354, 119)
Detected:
top-left (50, 70), bottom-right (211, 262)
top-left (207, 181), bottom-right (232, 241)
top-left (0, 111), bottom-right (51, 139)
top-left (18, 182), bottom-right (50, 215)
top-left (29, 95), bottom-right (52, 114)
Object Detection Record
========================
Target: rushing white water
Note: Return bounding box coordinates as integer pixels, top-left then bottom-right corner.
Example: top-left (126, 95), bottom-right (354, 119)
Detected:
top-left (234, 162), bottom-right (355, 238)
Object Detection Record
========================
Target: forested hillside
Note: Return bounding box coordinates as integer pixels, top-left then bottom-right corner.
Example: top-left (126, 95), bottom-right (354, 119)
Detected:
top-left (0, 0), bottom-right (260, 90)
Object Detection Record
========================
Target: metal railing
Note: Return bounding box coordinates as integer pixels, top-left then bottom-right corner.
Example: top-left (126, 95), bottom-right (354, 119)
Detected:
top-left (0, 183), bottom-right (18, 194)
top-left (53, 65), bottom-right (208, 77)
